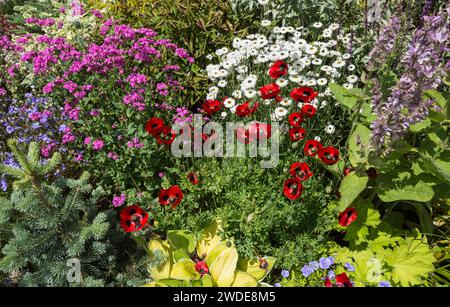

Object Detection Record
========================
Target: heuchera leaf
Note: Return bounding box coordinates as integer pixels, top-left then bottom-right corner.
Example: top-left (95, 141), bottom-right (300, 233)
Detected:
top-left (385, 237), bottom-right (436, 286)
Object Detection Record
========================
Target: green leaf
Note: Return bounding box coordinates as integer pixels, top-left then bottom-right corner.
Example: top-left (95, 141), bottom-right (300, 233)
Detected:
top-left (385, 237), bottom-right (436, 286)
top-left (344, 199), bottom-right (381, 245)
top-left (410, 118), bottom-right (431, 132)
top-left (329, 83), bottom-right (362, 110)
top-left (348, 124), bottom-right (371, 167)
top-left (167, 230), bottom-right (196, 254)
top-left (238, 257), bottom-right (276, 282)
top-left (338, 172), bottom-right (369, 211)
top-left (230, 271), bottom-right (258, 287)
top-left (419, 153), bottom-right (450, 186)
top-left (377, 171), bottom-right (434, 203)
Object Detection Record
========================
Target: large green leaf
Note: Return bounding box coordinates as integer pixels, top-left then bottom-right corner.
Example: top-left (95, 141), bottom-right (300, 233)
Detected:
top-left (338, 172), bottom-right (369, 211)
top-left (167, 230), bottom-right (196, 254)
top-left (420, 153), bottom-right (450, 186)
top-left (329, 83), bottom-right (362, 110)
top-left (344, 199), bottom-right (381, 245)
top-left (238, 257), bottom-right (276, 282)
top-left (377, 171), bottom-right (434, 203)
top-left (385, 237), bottom-right (436, 286)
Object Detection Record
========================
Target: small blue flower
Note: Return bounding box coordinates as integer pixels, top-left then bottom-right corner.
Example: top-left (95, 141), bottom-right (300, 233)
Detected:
top-left (327, 270), bottom-right (336, 280)
top-left (319, 257), bottom-right (334, 270)
top-left (1, 175), bottom-right (8, 192)
top-left (281, 269), bottom-right (290, 279)
top-left (6, 126), bottom-right (15, 134)
top-left (59, 124), bottom-right (67, 132)
top-left (344, 262), bottom-right (355, 272)
top-left (379, 281), bottom-right (391, 287)
top-left (301, 265), bottom-right (314, 278)
top-left (308, 261), bottom-right (319, 270)
top-left (274, 283), bottom-right (281, 287)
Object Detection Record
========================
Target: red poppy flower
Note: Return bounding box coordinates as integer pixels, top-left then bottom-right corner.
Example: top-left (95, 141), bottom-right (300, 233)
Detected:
top-left (119, 205), bottom-right (149, 233)
top-left (339, 207), bottom-right (358, 227)
top-left (288, 112), bottom-right (304, 127)
top-left (335, 273), bottom-right (353, 287)
top-left (145, 117), bottom-right (165, 136)
top-left (269, 60), bottom-right (288, 79)
top-left (260, 83), bottom-right (281, 100)
top-left (324, 278), bottom-right (333, 288)
top-left (289, 162), bottom-right (313, 181)
top-left (290, 87), bottom-right (318, 103)
top-left (235, 101), bottom-right (259, 117)
top-left (155, 126), bottom-right (176, 145)
top-left (304, 140), bottom-right (323, 156)
top-left (195, 260), bottom-right (209, 276)
top-left (318, 146), bottom-right (340, 165)
top-left (202, 100), bottom-right (221, 115)
top-left (159, 185), bottom-right (184, 209)
top-left (301, 104), bottom-right (316, 118)
top-left (187, 172), bottom-right (199, 185)
top-left (289, 127), bottom-right (306, 142)
top-left (283, 178), bottom-right (304, 200)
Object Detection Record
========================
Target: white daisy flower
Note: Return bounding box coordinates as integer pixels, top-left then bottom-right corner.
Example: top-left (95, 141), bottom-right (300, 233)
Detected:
top-left (342, 53), bottom-right (352, 60)
top-left (258, 0), bottom-right (269, 5)
top-left (232, 90), bottom-right (243, 99)
top-left (261, 20), bottom-right (271, 27)
top-left (206, 92), bottom-right (217, 100)
top-left (313, 22), bottom-right (323, 28)
top-left (206, 54), bottom-right (213, 61)
top-left (332, 59), bottom-right (346, 68)
top-left (343, 83), bottom-right (354, 89)
top-left (347, 64), bottom-right (356, 71)
top-left (244, 89), bottom-right (257, 99)
top-left (305, 45), bottom-right (318, 55)
top-left (306, 79), bottom-right (317, 87)
top-left (223, 98), bottom-right (236, 108)
top-left (312, 58), bottom-right (323, 65)
top-left (325, 124), bottom-right (336, 134)
top-left (274, 107), bottom-right (288, 118)
top-left (209, 86), bottom-right (219, 94)
top-left (347, 75), bottom-right (358, 83)
top-left (289, 75), bottom-right (303, 83)
top-left (217, 80), bottom-right (228, 88)
top-left (280, 98), bottom-right (293, 107)
top-left (221, 112), bottom-right (228, 118)
top-left (276, 78), bottom-right (289, 87)
top-left (314, 136), bottom-right (322, 142)
top-left (319, 48), bottom-right (329, 57)
top-left (317, 78), bottom-right (328, 86)
top-left (241, 75), bottom-right (257, 89)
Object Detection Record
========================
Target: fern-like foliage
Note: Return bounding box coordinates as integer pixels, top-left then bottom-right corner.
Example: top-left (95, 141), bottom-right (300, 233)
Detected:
top-left (0, 140), bottom-right (119, 286)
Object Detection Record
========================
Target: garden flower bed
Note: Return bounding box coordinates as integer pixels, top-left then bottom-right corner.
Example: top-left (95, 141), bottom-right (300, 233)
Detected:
top-left (0, 0), bottom-right (449, 289)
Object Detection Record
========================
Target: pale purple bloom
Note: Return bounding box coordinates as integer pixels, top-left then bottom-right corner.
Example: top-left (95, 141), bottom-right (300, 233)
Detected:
top-left (319, 257), bottom-right (334, 270)
top-left (379, 281), bottom-right (391, 287)
top-left (301, 265), bottom-right (314, 278)
top-left (281, 270), bottom-right (289, 279)
top-left (344, 262), bottom-right (355, 272)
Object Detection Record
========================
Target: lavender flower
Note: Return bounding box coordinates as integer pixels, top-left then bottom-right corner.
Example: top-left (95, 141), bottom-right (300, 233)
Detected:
top-left (344, 262), bottom-right (355, 272)
top-left (379, 281), bottom-right (391, 287)
top-left (366, 16), bottom-right (401, 71)
top-left (371, 8), bottom-right (449, 154)
top-left (1, 174), bottom-right (7, 192)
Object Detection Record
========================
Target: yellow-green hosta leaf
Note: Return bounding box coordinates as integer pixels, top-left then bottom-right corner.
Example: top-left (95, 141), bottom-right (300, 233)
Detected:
top-left (210, 247), bottom-right (238, 287)
top-left (338, 172), bottom-right (369, 211)
top-left (197, 219), bottom-right (222, 258)
top-left (170, 259), bottom-right (201, 281)
top-left (385, 237), bottom-right (436, 286)
top-left (205, 242), bottom-right (228, 267)
top-left (148, 239), bottom-right (172, 280)
top-left (231, 271), bottom-right (258, 287)
top-left (238, 257), bottom-right (276, 281)
top-left (202, 274), bottom-right (213, 287)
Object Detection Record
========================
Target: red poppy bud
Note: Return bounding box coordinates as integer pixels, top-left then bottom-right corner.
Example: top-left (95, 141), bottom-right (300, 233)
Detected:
top-left (187, 172), bottom-right (199, 185)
